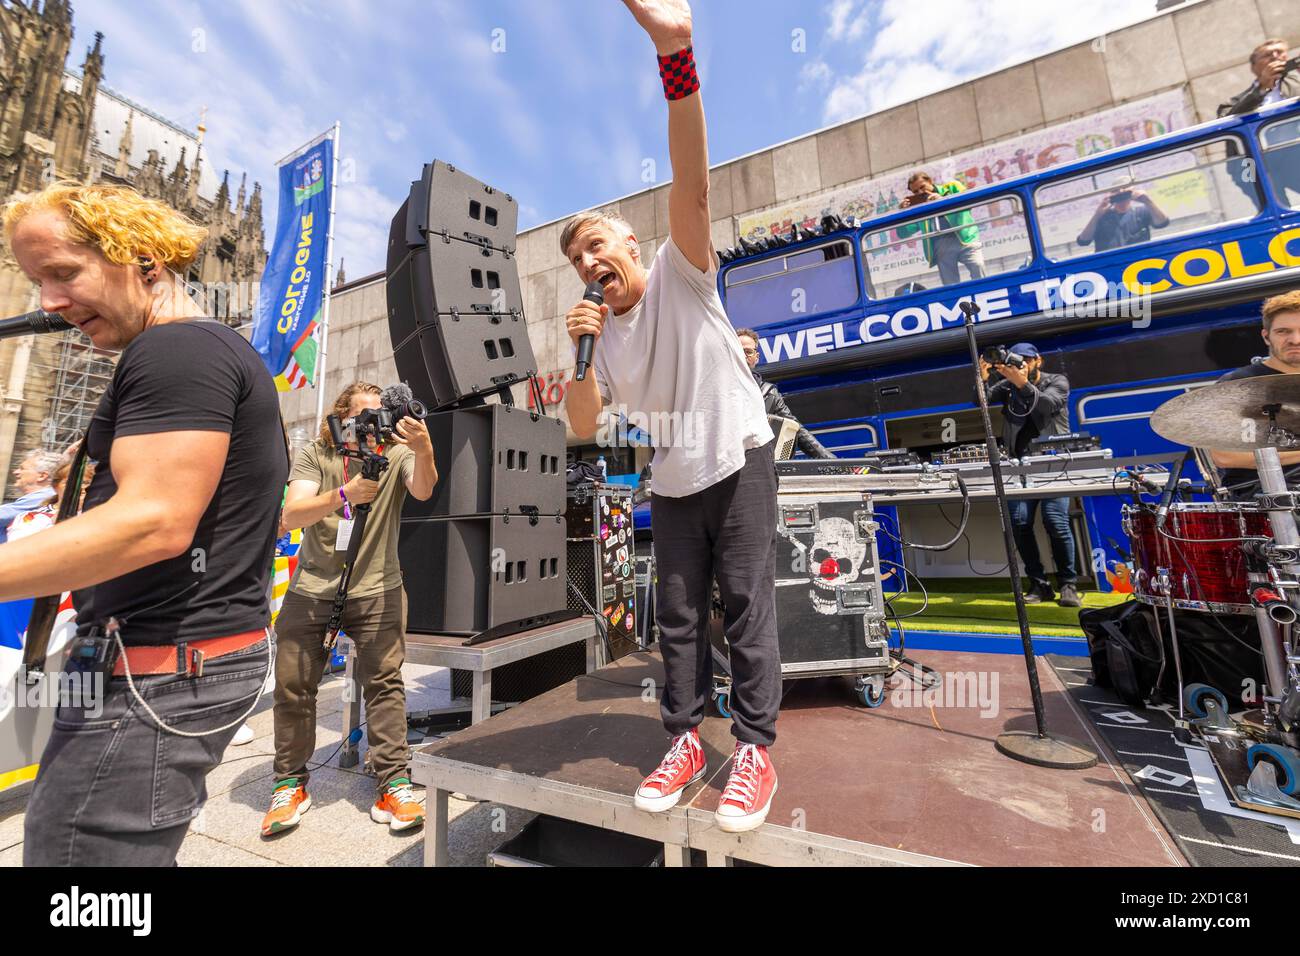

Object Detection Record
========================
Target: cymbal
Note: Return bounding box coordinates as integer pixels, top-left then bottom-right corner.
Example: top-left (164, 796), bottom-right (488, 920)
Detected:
top-left (1150, 373), bottom-right (1300, 451)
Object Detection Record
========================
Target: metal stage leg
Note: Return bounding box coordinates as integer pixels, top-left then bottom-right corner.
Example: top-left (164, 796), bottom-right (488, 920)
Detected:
top-left (472, 669), bottom-right (492, 724)
top-left (587, 628), bottom-right (601, 672)
top-left (662, 843), bottom-right (691, 867)
top-left (424, 788), bottom-right (449, 867)
top-left (339, 638), bottom-right (361, 769)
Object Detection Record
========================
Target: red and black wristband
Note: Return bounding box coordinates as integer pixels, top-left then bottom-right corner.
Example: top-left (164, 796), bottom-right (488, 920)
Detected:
top-left (658, 45), bottom-right (700, 101)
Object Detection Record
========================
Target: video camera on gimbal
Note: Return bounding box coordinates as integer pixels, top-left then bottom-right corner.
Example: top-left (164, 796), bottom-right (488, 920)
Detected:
top-left (327, 383), bottom-right (427, 452)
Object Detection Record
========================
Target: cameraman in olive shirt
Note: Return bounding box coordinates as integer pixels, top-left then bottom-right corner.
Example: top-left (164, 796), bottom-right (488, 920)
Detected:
top-left (262, 382), bottom-right (437, 838)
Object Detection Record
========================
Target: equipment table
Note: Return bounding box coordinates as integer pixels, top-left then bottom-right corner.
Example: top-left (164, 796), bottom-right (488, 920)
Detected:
top-left (869, 451), bottom-right (1184, 504)
top-left (338, 616), bottom-right (601, 768)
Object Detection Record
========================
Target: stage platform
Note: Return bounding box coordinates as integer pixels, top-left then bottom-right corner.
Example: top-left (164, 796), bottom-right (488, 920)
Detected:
top-left (411, 647), bottom-right (1186, 867)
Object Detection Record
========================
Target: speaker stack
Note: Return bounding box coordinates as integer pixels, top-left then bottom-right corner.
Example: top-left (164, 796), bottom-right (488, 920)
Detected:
top-left (387, 161), bottom-right (573, 643)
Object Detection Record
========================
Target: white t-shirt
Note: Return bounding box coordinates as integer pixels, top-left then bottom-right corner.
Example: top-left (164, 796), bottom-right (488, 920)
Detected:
top-left (592, 237), bottom-right (772, 498)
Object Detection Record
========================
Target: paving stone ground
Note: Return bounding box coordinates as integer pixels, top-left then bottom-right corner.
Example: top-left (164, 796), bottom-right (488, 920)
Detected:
top-left (0, 662), bottom-right (534, 867)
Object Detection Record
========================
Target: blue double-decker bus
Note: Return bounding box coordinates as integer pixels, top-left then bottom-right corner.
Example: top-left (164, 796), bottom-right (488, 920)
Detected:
top-left (717, 99), bottom-right (1300, 594)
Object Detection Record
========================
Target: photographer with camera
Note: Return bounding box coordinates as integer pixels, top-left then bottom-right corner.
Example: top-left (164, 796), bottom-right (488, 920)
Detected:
top-left (0, 183), bottom-right (287, 866)
top-left (980, 342), bottom-right (1080, 608)
top-left (1076, 188), bottom-right (1170, 253)
top-left (895, 171), bottom-right (985, 286)
top-left (262, 381), bottom-right (436, 838)
top-left (1218, 38), bottom-right (1298, 117)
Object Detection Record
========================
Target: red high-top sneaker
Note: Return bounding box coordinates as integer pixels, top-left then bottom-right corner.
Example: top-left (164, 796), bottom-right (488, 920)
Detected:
top-left (634, 728), bottom-right (707, 812)
top-left (714, 743), bottom-right (777, 833)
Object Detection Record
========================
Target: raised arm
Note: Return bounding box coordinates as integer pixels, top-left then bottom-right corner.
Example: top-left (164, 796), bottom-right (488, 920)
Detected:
top-left (623, 0), bottom-right (712, 272)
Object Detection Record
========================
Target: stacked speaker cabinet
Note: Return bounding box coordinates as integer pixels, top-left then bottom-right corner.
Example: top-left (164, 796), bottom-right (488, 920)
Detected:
top-left (387, 161), bottom-right (535, 410)
top-left (388, 162), bottom-right (572, 643)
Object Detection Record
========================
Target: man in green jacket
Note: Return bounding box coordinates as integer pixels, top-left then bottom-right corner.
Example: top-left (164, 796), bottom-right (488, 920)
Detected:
top-left (897, 172), bottom-right (986, 286)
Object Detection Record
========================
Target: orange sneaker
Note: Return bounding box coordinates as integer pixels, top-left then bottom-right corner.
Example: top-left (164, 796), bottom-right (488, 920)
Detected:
top-left (371, 777), bottom-right (425, 831)
top-left (261, 778), bottom-right (311, 837)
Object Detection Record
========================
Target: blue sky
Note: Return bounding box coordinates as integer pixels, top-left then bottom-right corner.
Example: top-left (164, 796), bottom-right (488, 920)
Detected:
top-left (67, 0), bottom-right (1156, 278)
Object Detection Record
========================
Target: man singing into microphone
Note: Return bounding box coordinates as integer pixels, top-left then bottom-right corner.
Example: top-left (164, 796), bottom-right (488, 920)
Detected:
top-left (564, 0), bottom-right (780, 833)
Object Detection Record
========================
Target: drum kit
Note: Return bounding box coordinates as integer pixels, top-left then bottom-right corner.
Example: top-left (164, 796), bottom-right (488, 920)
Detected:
top-left (1140, 373), bottom-right (1300, 817)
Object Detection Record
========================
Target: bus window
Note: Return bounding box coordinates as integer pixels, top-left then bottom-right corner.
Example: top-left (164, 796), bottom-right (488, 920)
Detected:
top-left (1034, 136), bottom-right (1261, 261)
top-left (1261, 117), bottom-right (1300, 209)
top-left (722, 238), bottom-right (859, 327)
top-left (859, 195), bottom-right (1031, 299)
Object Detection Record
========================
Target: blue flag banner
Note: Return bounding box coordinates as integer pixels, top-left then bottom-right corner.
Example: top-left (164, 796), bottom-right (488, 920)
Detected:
top-left (253, 134), bottom-right (334, 391)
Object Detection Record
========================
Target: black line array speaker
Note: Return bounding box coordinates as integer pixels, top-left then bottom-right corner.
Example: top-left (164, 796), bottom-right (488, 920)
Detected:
top-left (386, 161), bottom-right (537, 411)
top-left (388, 160), bottom-right (571, 644)
top-left (402, 404), bottom-right (566, 519)
top-left (399, 513), bottom-right (568, 638)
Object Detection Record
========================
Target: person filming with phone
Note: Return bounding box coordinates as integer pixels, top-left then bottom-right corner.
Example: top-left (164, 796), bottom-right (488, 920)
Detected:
top-left (1076, 187), bottom-right (1170, 253)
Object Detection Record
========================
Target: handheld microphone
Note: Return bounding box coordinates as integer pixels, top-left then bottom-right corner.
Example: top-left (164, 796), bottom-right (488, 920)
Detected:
top-left (0, 310), bottom-right (71, 339)
top-left (574, 281), bottom-right (604, 382)
top-left (1155, 450), bottom-right (1191, 530)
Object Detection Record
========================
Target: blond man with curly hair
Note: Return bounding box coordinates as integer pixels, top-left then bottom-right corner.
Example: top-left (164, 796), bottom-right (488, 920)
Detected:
top-left (0, 182), bottom-right (288, 866)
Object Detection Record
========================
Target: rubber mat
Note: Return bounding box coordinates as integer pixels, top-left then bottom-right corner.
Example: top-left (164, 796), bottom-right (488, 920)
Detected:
top-left (1046, 654), bottom-right (1300, 867)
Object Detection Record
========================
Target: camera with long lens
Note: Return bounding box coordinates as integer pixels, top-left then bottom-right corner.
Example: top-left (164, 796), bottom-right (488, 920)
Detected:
top-left (981, 345), bottom-right (1026, 369)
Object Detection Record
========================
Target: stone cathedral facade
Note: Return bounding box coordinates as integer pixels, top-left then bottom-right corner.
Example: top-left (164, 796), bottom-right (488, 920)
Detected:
top-left (0, 0), bottom-right (268, 493)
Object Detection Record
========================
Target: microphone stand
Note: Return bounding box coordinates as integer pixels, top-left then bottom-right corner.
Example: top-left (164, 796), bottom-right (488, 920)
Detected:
top-left (960, 301), bottom-right (1097, 769)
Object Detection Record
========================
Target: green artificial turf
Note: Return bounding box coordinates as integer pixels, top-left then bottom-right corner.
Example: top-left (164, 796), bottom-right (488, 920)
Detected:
top-left (888, 579), bottom-right (1131, 636)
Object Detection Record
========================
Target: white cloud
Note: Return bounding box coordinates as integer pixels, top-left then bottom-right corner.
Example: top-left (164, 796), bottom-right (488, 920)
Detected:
top-left (825, 0), bottom-right (859, 41)
top-left (799, 59), bottom-right (833, 92)
top-left (817, 0), bottom-right (1154, 125)
top-left (331, 180), bottom-right (402, 278)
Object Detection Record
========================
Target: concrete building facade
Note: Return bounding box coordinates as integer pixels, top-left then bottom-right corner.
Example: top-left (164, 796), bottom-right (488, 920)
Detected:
top-left (272, 0), bottom-right (1296, 448)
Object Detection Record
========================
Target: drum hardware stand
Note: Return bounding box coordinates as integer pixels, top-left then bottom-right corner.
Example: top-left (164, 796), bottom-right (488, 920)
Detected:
top-left (1250, 411), bottom-right (1300, 732)
top-left (960, 300), bottom-right (1097, 769)
top-left (1148, 379), bottom-right (1300, 807)
top-left (1148, 569), bottom-right (1190, 720)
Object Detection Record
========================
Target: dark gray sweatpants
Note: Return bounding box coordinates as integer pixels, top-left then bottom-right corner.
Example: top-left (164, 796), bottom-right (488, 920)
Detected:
top-left (650, 439), bottom-right (781, 746)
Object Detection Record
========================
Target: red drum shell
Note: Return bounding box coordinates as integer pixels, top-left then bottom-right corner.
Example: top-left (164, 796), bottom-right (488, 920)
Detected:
top-left (1124, 502), bottom-right (1271, 613)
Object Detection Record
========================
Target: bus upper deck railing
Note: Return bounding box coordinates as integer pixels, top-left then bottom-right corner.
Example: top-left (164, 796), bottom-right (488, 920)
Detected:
top-left (719, 99), bottom-right (1300, 377)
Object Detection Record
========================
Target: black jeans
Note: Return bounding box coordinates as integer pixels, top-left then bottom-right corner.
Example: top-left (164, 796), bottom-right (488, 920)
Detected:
top-left (23, 637), bottom-right (269, 866)
top-left (1008, 497), bottom-right (1077, 587)
top-left (650, 440), bottom-right (781, 746)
